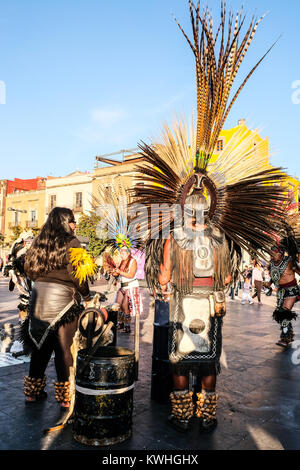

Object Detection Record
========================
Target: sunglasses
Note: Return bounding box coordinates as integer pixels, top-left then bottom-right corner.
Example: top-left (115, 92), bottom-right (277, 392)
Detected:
top-left (70, 220), bottom-right (77, 224)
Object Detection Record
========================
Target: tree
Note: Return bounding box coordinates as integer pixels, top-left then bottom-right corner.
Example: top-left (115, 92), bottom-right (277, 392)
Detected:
top-left (32, 227), bottom-right (41, 237)
top-left (11, 225), bottom-right (22, 242)
top-left (76, 213), bottom-right (107, 258)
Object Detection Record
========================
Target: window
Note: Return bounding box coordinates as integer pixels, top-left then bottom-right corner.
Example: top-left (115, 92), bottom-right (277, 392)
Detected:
top-left (216, 139), bottom-right (224, 152)
top-left (75, 192), bottom-right (83, 209)
top-left (50, 195), bottom-right (56, 210)
top-left (104, 186), bottom-right (112, 203)
top-left (14, 211), bottom-right (19, 226)
top-left (31, 210), bottom-right (37, 222)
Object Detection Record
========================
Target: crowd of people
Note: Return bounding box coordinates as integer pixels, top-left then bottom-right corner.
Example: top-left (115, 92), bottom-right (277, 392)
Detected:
top-left (228, 259), bottom-right (299, 307)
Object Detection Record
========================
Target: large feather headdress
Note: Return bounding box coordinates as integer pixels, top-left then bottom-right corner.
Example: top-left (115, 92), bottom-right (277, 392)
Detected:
top-left (93, 177), bottom-right (140, 251)
top-left (131, 1), bottom-right (290, 259)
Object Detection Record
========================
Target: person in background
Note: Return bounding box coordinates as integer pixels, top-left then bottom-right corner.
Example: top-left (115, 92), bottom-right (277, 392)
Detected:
top-left (112, 246), bottom-right (142, 334)
top-left (251, 259), bottom-right (264, 305)
top-left (241, 272), bottom-right (254, 305)
top-left (242, 265), bottom-right (251, 277)
top-left (21, 207), bottom-right (93, 407)
top-left (263, 267), bottom-right (273, 296)
top-left (6, 233), bottom-right (34, 322)
top-left (266, 243), bottom-right (300, 347)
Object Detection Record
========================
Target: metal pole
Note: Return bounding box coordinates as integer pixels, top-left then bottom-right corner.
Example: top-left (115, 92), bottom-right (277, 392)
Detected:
top-left (134, 312), bottom-right (140, 381)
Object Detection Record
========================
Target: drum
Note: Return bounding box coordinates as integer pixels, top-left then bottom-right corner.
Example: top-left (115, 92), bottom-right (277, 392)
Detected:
top-left (73, 346), bottom-right (135, 446)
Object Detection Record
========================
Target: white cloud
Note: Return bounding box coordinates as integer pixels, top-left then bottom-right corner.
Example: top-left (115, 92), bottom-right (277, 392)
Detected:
top-left (90, 108), bottom-right (128, 126)
top-left (71, 107), bottom-right (128, 143)
top-left (143, 92), bottom-right (186, 116)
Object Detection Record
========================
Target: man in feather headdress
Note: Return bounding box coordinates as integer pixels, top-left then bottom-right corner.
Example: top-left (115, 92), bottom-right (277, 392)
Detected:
top-left (157, 185), bottom-right (234, 432)
top-left (131, 1), bottom-right (291, 433)
top-left (267, 234), bottom-right (300, 347)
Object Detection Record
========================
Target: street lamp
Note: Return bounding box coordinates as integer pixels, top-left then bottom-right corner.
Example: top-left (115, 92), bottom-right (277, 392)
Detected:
top-left (7, 207), bottom-right (27, 213)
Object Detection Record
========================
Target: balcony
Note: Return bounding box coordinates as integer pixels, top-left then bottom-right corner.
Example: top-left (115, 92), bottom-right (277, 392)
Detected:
top-left (26, 220), bottom-right (38, 228)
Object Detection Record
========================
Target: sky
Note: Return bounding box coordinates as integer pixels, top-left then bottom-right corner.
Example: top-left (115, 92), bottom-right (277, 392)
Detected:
top-left (0, 0), bottom-right (299, 180)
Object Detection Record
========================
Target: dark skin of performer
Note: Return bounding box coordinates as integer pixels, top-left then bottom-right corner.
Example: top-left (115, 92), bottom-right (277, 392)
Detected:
top-left (158, 218), bottom-right (230, 392)
top-left (265, 250), bottom-right (300, 311)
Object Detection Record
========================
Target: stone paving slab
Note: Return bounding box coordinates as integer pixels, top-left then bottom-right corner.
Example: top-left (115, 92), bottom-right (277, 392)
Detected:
top-left (0, 353), bottom-right (28, 367)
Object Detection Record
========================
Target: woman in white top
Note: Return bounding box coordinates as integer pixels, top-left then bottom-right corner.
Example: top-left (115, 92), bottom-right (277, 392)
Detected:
top-left (251, 259), bottom-right (265, 304)
top-left (112, 246), bottom-right (142, 333)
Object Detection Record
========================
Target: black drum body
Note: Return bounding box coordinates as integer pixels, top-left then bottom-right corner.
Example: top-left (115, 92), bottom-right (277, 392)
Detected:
top-left (151, 300), bottom-right (173, 404)
top-left (73, 346), bottom-right (135, 446)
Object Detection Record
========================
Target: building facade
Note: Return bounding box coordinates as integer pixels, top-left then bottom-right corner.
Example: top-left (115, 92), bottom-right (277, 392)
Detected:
top-left (45, 171), bottom-right (93, 221)
top-left (4, 188), bottom-right (46, 242)
top-left (0, 180), bottom-right (8, 235)
top-left (92, 151), bottom-right (144, 204)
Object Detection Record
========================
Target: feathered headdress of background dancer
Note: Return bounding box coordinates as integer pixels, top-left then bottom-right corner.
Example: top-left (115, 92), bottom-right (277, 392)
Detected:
top-left (131, 0), bottom-right (291, 293)
top-left (92, 177), bottom-right (142, 270)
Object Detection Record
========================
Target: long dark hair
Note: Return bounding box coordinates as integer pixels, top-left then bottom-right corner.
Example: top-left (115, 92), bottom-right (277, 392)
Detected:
top-left (25, 207), bottom-right (75, 278)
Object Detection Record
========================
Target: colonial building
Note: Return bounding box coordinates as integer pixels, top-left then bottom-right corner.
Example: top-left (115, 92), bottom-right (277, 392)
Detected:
top-left (0, 177), bottom-right (46, 237)
top-left (4, 187), bottom-right (46, 243)
top-left (2, 177), bottom-right (47, 249)
top-left (45, 171), bottom-right (93, 221)
top-left (92, 148), bottom-right (144, 203)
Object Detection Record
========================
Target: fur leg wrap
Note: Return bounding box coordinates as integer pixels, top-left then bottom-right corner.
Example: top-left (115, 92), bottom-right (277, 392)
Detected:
top-left (118, 311), bottom-right (124, 322)
top-left (24, 376), bottom-right (46, 397)
top-left (273, 308), bottom-right (297, 324)
top-left (123, 313), bottom-right (131, 332)
top-left (123, 313), bottom-right (131, 324)
top-left (195, 390), bottom-right (218, 422)
top-left (280, 320), bottom-right (294, 344)
top-left (53, 381), bottom-right (71, 404)
top-left (117, 311), bottom-right (124, 330)
top-left (169, 390), bottom-right (194, 422)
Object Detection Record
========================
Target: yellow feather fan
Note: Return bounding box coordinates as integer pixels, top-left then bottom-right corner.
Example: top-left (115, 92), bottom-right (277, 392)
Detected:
top-left (69, 247), bottom-right (97, 285)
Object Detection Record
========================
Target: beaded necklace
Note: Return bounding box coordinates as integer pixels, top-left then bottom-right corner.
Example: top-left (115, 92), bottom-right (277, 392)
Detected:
top-left (269, 256), bottom-right (291, 286)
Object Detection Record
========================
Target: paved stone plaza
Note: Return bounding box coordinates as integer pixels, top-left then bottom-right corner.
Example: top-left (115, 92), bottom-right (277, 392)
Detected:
top-left (0, 274), bottom-right (300, 451)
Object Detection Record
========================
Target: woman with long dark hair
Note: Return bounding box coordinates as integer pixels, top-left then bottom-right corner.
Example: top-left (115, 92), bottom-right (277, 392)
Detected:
top-left (21, 207), bottom-right (92, 407)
